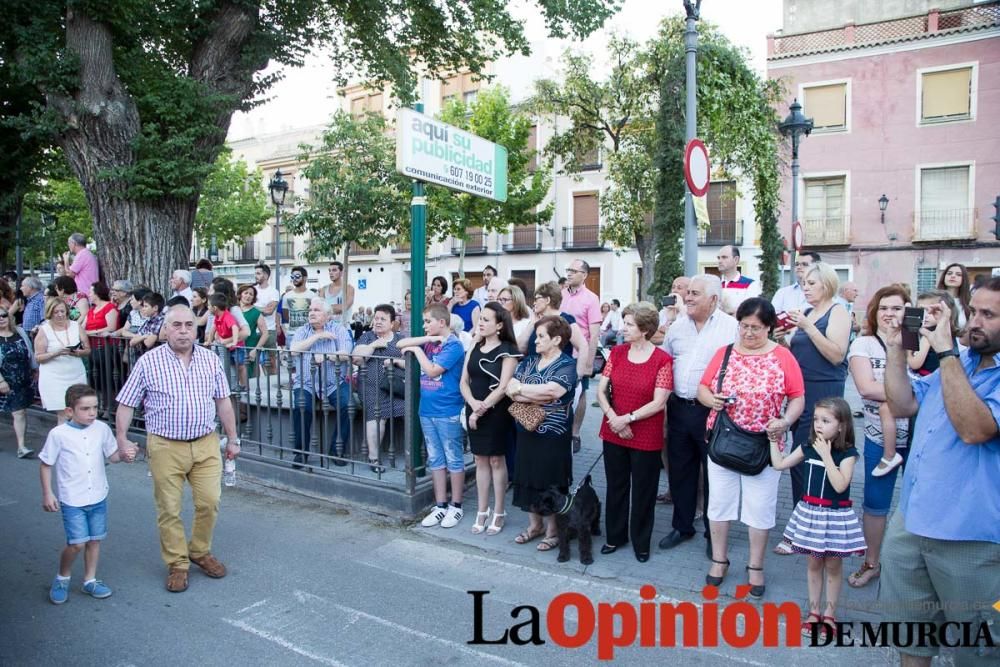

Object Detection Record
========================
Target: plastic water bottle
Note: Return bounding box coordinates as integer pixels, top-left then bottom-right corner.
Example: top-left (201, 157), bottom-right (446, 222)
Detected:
top-left (219, 436), bottom-right (236, 487)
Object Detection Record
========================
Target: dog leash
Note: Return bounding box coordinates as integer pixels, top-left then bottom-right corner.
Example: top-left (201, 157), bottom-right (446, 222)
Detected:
top-left (570, 450), bottom-right (605, 495)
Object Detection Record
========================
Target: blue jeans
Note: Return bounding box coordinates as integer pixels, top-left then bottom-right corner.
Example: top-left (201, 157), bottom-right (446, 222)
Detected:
top-left (419, 414), bottom-right (465, 472)
top-left (61, 498), bottom-right (108, 545)
top-left (862, 436), bottom-right (909, 516)
top-left (291, 384), bottom-right (351, 461)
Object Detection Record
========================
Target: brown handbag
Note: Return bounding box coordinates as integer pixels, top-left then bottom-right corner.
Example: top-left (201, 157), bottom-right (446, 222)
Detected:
top-left (508, 402), bottom-right (546, 431)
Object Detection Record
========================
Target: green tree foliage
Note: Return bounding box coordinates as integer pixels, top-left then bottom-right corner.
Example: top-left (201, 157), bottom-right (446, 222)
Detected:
top-left (18, 177), bottom-right (93, 269)
top-left (194, 149), bottom-right (270, 250)
top-left (532, 37), bottom-right (659, 299)
top-left (3, 0), bottom-right (621, 290)
top-left (286, 111), bottom-right (411, 263)
top-left (649, 17), bottom-right (784, 296)
top-left (431, 86), bottom-right (552, 273)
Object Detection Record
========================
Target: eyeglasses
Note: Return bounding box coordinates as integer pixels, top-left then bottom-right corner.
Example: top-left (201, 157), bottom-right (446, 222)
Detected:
top-left (794, 261), bottom-right (811, 268)
top-left (533, 295), bottom-right (547, 301)
top-left (564, 268), bottom-right (584, 274)
top-left (0, 312), bottom-right (8, 318)
top-left (498, 297), bottom-right (512, 303)
top-left (290, 273), bottom-right (304, 280)
top-left (738, 323), bottom-right (767, 334)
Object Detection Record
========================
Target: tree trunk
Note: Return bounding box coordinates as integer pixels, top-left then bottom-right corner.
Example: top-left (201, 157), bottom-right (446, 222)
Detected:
top-left (635, 228), bottom-right (658, 301)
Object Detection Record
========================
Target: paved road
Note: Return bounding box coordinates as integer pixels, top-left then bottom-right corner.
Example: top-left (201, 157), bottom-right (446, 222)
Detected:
top-left (0, 411), bottom-right (910, 666)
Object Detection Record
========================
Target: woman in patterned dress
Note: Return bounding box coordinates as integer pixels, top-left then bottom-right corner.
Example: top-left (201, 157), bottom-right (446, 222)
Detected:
top-left (0, 304), bottom-right (36, 457)
top-left (352, 304), bottom-right (405, 472)
top-left (506, 315), bottom-right (578, 552)
top-left (697, 297), bottom-right (806, 598)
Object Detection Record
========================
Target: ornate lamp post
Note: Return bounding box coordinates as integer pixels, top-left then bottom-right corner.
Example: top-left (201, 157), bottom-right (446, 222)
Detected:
top-left (879, 193), bottom-right (889, 225)
top-left (779, 99), bottom-right (813, 286)
top-left (268, 169), bottom-right (289, 291)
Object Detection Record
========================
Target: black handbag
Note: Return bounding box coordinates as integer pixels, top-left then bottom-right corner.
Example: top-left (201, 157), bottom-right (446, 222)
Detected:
top-left (706, 345), bottom-right (771, 476)
top-left (378, 369), bottom-right (405, 398)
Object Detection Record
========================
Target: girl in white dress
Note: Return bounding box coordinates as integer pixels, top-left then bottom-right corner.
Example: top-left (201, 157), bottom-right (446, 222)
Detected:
top-left (34, 298), bottom-right (90, 423)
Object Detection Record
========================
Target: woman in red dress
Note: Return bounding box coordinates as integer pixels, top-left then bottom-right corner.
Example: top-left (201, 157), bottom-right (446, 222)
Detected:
top-left (596, 302), bottom-right (673, 562)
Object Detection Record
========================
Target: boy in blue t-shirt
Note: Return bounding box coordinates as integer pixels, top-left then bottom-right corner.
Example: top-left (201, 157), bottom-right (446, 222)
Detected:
top-left (398, 303), bottom-right (467, 528)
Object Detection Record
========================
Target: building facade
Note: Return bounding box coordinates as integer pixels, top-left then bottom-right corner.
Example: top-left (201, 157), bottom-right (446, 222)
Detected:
top-left (767, 0), bottom-right (1000, 305)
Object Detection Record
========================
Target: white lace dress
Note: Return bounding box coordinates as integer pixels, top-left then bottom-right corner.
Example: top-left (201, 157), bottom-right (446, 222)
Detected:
top-left (38, 321), bottom-right (88, 410)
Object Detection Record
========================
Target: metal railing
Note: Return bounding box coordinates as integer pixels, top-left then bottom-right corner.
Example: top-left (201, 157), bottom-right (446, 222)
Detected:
top-left (73, 335), bottom-right (477, 495)
top-left (450, 231), bottom-right (487, 255)
top-left (227, 239), bottom-right (259, 263)
top-left (265, 241), bottom-right (295, 260)
top-left (698, 219), bottom-right (744, 246)
top-left (915, 208), bottom-right (977, 241)
top-left (562, 225), bottom-right (602, 250)
top-left (802, 216), bottom-right (850, 246)
top-left (348, 242), bottom-right (380, 256)
top-left (503, 226), bottom-right (542, 252)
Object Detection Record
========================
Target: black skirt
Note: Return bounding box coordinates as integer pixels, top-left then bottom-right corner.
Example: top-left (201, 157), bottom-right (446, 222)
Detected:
top-left (512, 429), bottom-right (573, 512)
top-left (466, 402), bottom-right (513, 456)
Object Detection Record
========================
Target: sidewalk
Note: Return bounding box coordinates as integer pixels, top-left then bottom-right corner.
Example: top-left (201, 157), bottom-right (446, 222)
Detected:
top-left (414, 378), bottom-right (892, 623)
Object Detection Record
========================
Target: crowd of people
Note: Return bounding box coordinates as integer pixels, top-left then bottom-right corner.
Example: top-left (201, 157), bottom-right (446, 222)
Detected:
top-left (3, 236), bottom-right (997, 666)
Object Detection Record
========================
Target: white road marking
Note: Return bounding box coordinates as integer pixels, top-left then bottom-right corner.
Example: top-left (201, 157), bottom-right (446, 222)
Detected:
top-left (222, 617), bottom-right (350, 667)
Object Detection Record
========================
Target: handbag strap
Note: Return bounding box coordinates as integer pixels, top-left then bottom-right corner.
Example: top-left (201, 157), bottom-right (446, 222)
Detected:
top-left (715, 344), bottom-right (735, 394)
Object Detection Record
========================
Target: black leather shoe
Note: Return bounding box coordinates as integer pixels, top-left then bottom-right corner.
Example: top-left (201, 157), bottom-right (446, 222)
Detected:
top-left (658, 530), bottom-right (695, 550)
top-left (635, 552), bottom-right (650, 563)
top-left (600, 544), bottom-right (618, 555)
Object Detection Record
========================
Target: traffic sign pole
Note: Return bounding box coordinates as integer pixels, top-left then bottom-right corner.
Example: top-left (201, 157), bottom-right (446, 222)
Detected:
top-left (408, 102), bottom-right (427, 477)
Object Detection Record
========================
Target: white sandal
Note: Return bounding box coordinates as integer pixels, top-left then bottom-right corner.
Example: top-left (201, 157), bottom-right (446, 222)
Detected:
top-left (872, 453), bottom-right (902, 477)
top-left (471, 509), bottom-right (491, 534)
top-left (486, 512), bottom-right (506, 536)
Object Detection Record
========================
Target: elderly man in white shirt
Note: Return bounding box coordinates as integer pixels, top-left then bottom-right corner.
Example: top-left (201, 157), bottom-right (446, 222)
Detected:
top-left (169, 270), bottom-right (194, 305)
top-left (659, 274), bottom-right (738, 556)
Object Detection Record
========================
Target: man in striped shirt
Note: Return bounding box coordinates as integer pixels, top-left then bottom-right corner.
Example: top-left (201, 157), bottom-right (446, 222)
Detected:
top-left (115, 305), bottom-right (240, 593)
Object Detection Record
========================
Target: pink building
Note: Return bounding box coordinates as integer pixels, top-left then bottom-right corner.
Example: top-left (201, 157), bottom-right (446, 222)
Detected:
top-left (767, 0), bottom-right (1000, 306)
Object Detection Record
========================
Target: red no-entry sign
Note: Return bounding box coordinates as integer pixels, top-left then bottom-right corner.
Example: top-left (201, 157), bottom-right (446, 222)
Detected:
top-left (684, 139), bottom-right (710, 197)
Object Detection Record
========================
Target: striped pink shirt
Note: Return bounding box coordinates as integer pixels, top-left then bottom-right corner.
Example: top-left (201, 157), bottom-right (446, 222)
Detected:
top-left (116, 344), bottom-right (230, 440)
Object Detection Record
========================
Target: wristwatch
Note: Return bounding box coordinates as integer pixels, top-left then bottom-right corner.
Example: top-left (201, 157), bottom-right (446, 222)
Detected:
top-left (937, 346), bottom-right (960, 361)
top-left (628, 412), bottom-right (636, 423)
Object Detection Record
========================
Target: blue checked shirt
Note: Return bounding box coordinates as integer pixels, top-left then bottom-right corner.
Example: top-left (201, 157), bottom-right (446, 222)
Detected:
top-left (116, 343), bottom-right (230, 440)
top-left (904, 349), bottom-right (1000, 543)
top-left (290, 321), bottom-right (353, 396)
top-left (22, 292), bottom-right (45, 334)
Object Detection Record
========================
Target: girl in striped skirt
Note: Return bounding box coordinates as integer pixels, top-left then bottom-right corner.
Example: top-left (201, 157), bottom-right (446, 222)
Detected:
top-left (770, 397), bottom-right (865, 641)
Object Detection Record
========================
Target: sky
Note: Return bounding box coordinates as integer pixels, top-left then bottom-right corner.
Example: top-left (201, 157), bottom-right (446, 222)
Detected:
top-left (228, 0), bottom-right (783, 142)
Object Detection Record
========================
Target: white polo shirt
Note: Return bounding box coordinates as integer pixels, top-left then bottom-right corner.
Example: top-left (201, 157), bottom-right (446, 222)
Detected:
top-left (39, 421), bottom-right (118, 507)
top-left (254, 283), bottom-right (281, 331)
top-left (664, 310), bottom-right (739, 399)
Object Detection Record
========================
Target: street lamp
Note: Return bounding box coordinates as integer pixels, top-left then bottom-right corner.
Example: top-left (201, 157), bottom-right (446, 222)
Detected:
top-left (879, 194), bottom-right (889, 225)
top-left (778, 99), bottom-right (813, 286)
top-left (268, 169), bottom-right (289, 291)
top-left (40, 213), bottom-right (57, 281)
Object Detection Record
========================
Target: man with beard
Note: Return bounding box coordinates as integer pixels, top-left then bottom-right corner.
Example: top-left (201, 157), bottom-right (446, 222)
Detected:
top-left (882, 279), bottom-right (1000, 667)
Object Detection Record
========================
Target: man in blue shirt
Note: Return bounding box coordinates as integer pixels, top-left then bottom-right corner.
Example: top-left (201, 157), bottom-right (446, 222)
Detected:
top-left (398, 303), bottom-right (467, 529)
top-left (20, 277), bottom-right (46, 334)
top-left (883, 280), bottom-right (1000, 667)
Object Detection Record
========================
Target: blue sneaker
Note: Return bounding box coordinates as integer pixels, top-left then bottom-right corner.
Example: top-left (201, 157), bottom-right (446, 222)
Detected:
top-left (81, 580), bottom-right (112, 599)
top-left (49, 577), bottom-right (69, 605)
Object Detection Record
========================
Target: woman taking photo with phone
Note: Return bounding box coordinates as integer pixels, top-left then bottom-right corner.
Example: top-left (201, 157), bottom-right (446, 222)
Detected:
top-left (35, 298), bottom-right (90, 425)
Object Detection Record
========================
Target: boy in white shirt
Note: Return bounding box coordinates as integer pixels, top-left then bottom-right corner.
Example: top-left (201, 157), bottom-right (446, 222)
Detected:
top-left (39, 384), bottom-right (136, 604)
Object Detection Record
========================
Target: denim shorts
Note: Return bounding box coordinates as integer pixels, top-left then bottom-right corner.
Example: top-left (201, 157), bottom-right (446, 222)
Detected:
top-left (420, 414), bottom-right (465, 472)
top-left (862, 436), bottom-right (908, 516)
top-left (61, 498), bottom-right (108, 545)
top-left (230, 347), bottom-right (247, 366)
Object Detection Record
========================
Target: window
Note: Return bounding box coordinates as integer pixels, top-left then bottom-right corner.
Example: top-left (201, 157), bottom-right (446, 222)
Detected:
top-left (803, 82), bottom-right (847, 131)
top-left (803, 176), bottom-right (848, 245)
top-left (702, 181), bottom-right (740, 245)
top-left (349, 93), bottom-right (383, 118)
top-left (567, 192), bottom-right (600, 248)
top-left (580, 146), bottom-right (601, 171)
top-left (918, 165), bottom-right (973, 240)
top-left (441, 72), bottom-right (479, 107)
top-left (920, 65), bottom-right (974, 123)
top-left (916, 267), bottom-right (938, 294)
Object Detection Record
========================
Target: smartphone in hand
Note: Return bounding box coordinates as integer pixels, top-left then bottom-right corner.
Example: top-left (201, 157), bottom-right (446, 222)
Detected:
top-left (901, 307), bottom-right (924, 351)
top-left (775, 311), bottom-right (795, 330)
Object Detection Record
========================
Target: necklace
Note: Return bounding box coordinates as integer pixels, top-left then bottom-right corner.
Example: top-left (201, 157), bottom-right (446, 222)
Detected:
top-left (51, 323), bottom-right (72, 348)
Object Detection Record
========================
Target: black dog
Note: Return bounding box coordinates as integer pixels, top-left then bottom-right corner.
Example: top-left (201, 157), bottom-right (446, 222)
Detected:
top-left (536, 475), bottom-right (602, 565)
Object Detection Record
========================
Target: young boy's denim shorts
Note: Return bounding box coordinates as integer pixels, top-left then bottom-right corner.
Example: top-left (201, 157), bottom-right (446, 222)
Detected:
top-left (230, 346), bottom-right (247, 366)
top-left (61, 498), bottom-right (108, 545)
top-left (419, 414), bottom-right (465, 473)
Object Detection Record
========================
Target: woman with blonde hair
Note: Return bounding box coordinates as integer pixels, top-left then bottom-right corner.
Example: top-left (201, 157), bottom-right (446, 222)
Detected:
top-left (35, 298), bottom-right (90, 425)
top-left (498, 285), bottom-right (533, 351)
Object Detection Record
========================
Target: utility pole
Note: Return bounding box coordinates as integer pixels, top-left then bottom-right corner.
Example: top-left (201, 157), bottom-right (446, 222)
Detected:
top-left (682, 0), bottom-right (701, 277)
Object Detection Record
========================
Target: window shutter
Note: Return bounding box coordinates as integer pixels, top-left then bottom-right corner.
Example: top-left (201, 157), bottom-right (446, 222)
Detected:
top-left (922, 68), bottom-right (971, 120)
top-left (804, 84), bottom-right (846, 129)
top-left (921, 167), bottom-right (968, 212)
top-left (573, 193), bottom-right (599, 228)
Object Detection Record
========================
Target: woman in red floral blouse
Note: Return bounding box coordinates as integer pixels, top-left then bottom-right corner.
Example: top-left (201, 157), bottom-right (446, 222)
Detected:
top-left (697, 297), bottom-right (805, 598)
top-left (596, 302), bottom-right (673, 563)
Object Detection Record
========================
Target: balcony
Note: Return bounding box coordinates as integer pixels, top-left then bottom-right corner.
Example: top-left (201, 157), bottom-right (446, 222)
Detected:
top-left (915, 208), bottom-right (976, 242)
top-left (265, 241), bottom-right (295, 260)
top-left (503, 226), bottom-right (542, 252)
top-left (562, 225), bottom-right (603, 250)
top-left (698, 219), bottom-right (744, 246)
top-left (802, 217), bottom-right (850, 247)
top-left (450, 230), bottom-right (487, 256)
top-left (392, 241), bottom-right (411, 254)
top-left (348, 242), bottom-right (380, 257)
top-left (227, 239), bottom-right (258, 264)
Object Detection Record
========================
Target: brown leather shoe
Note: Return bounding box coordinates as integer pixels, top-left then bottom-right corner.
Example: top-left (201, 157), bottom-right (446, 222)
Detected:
top-left (166, 568), bottom-right (189, 592)
top-left (190, 553), bottom-right (227, 578)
